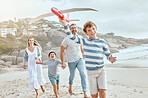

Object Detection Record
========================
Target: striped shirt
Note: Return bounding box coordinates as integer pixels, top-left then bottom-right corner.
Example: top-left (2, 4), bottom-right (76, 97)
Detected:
top-left (64, 25), bottom-right (111, 70)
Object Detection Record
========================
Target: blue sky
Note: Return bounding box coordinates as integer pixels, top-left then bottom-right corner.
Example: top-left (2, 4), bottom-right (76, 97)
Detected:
top-left (0, 0), bottom-right (148, 39)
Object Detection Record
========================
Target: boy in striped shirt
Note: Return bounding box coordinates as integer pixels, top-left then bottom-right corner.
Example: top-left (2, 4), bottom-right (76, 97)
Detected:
top-left (59, 18), bottom-right (117, 98)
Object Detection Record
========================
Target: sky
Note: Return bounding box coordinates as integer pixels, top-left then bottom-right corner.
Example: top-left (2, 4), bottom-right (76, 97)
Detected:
top-left (0, 0), bottom-right (148, 39)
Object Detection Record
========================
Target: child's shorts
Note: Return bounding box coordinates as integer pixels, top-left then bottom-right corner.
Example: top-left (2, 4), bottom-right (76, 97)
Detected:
top-left (87, 68), bottom-right (107, 95)
top-left (48, 75), bottom-right (59, 84)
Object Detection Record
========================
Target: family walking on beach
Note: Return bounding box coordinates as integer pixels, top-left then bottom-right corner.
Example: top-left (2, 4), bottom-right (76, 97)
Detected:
top-left (23, 17), bottom-right (117, 98)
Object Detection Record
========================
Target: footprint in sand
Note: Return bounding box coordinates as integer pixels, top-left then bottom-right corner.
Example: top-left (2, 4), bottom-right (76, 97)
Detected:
top-left (134, 89), bottom-right (137, 92)
top-left (140, 91), bottom-right (143, 94)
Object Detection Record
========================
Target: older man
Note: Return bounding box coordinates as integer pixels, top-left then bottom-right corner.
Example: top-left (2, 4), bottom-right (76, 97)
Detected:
top-left (60, 24), bottom-right (88, 97)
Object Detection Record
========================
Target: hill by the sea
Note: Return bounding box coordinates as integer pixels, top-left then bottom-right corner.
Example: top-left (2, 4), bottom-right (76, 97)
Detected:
top-left (0, 19), bottom-right (148, 73)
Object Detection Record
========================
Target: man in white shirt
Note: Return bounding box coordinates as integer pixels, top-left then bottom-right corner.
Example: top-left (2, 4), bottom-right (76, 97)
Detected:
top-left (60, 24), bottom-right (88, 97)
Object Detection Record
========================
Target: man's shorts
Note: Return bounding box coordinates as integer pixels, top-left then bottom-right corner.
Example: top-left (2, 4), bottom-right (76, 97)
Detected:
top-left (48, 75), bottom-right (59, 84)
top-left (87, 68), bottom-right (107, 95)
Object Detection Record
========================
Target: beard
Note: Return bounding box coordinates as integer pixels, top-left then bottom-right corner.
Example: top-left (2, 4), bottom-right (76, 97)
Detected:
top-left (71, 30), bottom-right (78, 35)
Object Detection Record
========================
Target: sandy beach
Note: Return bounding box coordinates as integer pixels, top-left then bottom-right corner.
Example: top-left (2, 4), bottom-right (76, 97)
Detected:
top-left (0, 0), bottom-right (148, 97)
top-left (0, 66), bottom-right (148, 98)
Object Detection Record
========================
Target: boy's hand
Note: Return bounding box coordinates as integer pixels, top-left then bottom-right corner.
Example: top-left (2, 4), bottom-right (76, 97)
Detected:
top-left (61, 63), bottom-right (66, 69)
top-left (59, 17), bottom-right (67, 26)
top-left (109, 55), bottom-right (117, 63)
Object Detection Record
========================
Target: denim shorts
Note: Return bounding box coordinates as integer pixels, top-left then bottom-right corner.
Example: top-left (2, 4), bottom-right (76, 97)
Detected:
top-left (48, 75), bottom-right (59, 84)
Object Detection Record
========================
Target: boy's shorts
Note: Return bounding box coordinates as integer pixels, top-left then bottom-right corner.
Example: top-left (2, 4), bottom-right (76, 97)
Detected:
top-left (87, 68), bottom-right (107, 95)
top-left (48, 75), bottom-right (59, 84)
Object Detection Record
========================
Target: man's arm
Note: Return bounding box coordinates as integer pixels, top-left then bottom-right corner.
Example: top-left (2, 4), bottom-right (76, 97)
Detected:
top-left (80, 45), bottom-right (85, 59)
top-left (60, 45), bottom-right (66, 65)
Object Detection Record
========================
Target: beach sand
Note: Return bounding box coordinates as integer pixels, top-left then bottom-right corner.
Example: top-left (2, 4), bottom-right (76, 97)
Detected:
top-left (0, 67), bottom-right (148, 98)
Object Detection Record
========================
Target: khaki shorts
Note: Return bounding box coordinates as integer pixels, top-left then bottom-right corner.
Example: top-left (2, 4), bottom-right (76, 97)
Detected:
top-left (87, 68), bottom-right (107, 95)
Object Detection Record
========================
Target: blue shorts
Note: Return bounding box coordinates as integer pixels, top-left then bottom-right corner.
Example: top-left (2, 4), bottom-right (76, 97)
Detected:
top-left (48, 75), bottom-right (59, 84)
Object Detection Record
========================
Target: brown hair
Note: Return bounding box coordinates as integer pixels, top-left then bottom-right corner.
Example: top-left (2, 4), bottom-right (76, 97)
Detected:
top-left (69, 23), bottom-right (76, 28)
top-left (48, 51), bottom-right (56, 57)
top-left (83, 21), bottom-right (97, 34)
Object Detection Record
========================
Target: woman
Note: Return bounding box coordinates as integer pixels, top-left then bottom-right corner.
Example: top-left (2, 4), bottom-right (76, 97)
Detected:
top-left (23, 37), bottom-right (46, 98)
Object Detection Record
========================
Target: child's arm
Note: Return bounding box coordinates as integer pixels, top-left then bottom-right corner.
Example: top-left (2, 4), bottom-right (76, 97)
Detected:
top-left (102, 39), bottom-right (111, 60)
top-left (80, 45), bottom-right (85, 59)
top-left (36, 61), bottom-right (44, 65)
top-left (57, 59), bottom-right (66, 69)
top-left (59, 18), bottom-right (82, 44)
top-left (103, 40), bottom-right (117, 63)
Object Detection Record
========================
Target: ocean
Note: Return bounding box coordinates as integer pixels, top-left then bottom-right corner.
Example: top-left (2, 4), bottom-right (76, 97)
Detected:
top-left (105, 44), bottom-right (148, 68)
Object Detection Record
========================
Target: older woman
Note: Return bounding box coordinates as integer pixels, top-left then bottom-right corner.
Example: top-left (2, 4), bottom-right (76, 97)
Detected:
top-left (23, 37), bottom-right (46, 98)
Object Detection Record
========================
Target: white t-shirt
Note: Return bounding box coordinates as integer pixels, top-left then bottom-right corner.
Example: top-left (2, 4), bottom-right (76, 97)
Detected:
top-left (61, 37), bottom-right (83, 62)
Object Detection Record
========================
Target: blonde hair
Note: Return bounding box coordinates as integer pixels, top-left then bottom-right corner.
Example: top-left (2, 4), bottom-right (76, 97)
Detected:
top-left (34, 40), bottom-right (42, 51)
top-left (28, 37), bottom-right (42, 51)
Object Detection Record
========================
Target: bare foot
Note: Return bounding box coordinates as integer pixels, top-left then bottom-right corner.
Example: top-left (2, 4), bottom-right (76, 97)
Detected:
top-left (68, 90), bottom-right (73, 95)
top-left (35, 89), bottom-right (39, 98)
top-left (56, 95), bottom-right (59, 98)
top-left (84, 92), bottom-right (90, 98)
top-left (36, 94), bottom-right (39, 98)
top-left (68, 85), bottom-right (73, 95)
top-left (84, 94), bottom-right (90, 98)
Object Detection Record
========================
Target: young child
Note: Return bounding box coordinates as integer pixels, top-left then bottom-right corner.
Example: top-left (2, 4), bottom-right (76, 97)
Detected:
top-left (59, 18), bottom-right (117, 98)
top-left (36, 51), bottom-right (66, 98)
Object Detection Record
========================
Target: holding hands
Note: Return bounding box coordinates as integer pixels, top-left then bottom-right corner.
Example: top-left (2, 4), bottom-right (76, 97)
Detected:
top-left (61, 63), bottom-right (66, 69)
